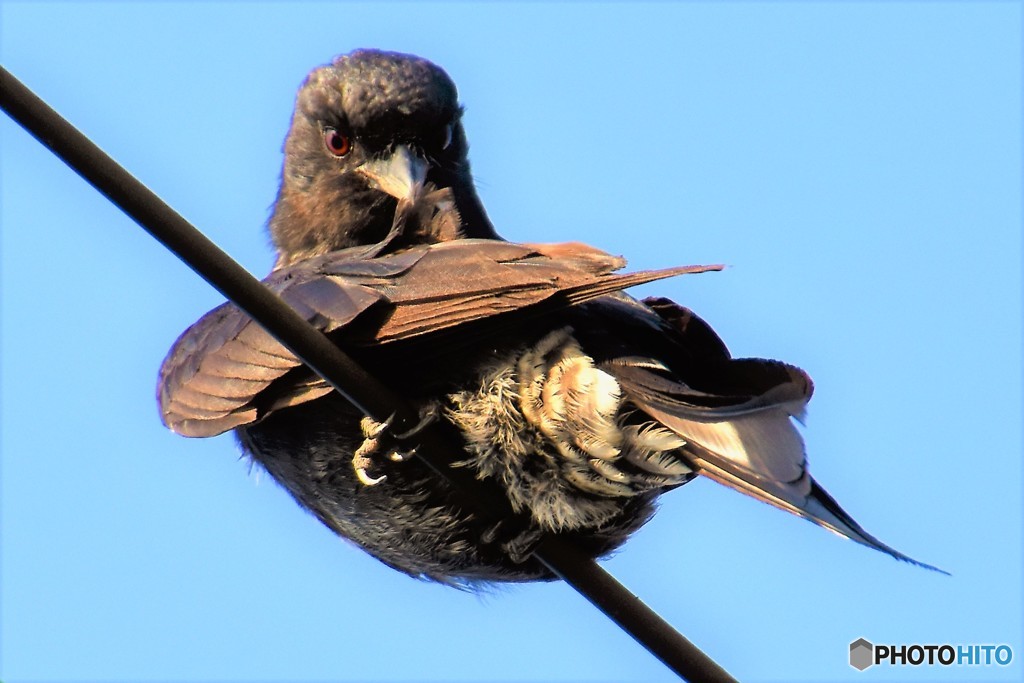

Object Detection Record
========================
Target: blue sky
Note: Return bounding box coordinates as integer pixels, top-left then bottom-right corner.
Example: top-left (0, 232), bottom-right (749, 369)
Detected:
top-left (1, 2), bottom-right (1020, 682)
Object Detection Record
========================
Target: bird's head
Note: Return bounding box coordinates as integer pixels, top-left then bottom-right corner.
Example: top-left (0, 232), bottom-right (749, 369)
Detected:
top-left (269, 49), bottom-right (496, 266)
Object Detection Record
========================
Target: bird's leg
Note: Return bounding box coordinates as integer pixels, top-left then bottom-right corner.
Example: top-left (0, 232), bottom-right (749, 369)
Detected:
top-left (351, 403), bottom-right (441, 484)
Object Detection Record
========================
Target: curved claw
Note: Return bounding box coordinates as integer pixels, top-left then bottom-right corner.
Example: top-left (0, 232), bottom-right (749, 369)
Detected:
top-left (393, 402), bottom-right (440, 440)
top-left (388, 448), bottom-right (415, 462)
top-left (353, 451), bottom-right (387, 486)
top-left (362, 413), bottom-right (396, 439)
top-left (355, 465), bottom-right (387, 486)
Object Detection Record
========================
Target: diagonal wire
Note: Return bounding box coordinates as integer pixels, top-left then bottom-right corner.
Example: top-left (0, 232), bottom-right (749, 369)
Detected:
top-left (0, 65), bottom-right (738, 683)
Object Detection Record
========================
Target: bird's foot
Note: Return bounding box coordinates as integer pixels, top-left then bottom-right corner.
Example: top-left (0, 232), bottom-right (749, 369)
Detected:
top-left (480, 519), bottom-right (544, 564)
top-left (352, 404), bottom-right (439, 485)
top-left (353, 414), bottom-right (396, 486)
top-left (504, 528), bottom-right (544, 564)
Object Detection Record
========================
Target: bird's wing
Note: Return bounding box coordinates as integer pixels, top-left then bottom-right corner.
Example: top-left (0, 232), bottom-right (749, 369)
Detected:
top-left (157, 240), bottom-right (721, 438)
top-left (608, 298), bottom-right (945, 572)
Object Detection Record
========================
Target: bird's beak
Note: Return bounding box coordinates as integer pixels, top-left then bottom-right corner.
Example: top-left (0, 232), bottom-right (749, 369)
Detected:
top-left (356, 144), bottom-right (428, 203)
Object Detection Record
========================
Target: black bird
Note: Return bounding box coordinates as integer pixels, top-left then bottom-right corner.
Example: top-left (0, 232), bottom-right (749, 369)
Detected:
top-left (158, 49), bottom-right (941, 583)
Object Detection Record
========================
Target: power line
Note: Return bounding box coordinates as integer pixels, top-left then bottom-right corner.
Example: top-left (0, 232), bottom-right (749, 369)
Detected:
top-left (0, 65), bottom-right (738, 683)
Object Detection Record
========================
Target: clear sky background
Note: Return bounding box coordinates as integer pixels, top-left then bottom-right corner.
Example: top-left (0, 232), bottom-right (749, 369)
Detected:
top-left (1, 2), bottom-right (1020, 682)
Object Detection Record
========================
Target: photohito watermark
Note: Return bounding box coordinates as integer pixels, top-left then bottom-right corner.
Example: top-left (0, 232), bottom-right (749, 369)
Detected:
top-left (849, 638), bottom-right (1013, 671)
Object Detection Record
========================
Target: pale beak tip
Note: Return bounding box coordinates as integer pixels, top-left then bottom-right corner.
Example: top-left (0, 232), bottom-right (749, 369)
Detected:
top-left (357, 144), bottom-right (428, 202)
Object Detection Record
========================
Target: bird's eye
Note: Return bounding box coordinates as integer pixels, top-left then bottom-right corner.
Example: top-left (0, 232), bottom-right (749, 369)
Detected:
top-left (323, 127), bottom-right (352, 157)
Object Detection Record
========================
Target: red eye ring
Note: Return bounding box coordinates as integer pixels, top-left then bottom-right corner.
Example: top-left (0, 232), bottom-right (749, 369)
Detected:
top-left (323, 127), bottom-right (351, 157)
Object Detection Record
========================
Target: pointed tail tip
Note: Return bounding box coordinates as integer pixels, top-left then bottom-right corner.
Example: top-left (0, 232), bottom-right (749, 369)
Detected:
top-left (835, 520), bottom-right (950, 576)
top-left (892, 551), bottom-right (950, 576)
top-left (805, 481), bottom-right (949, 576)
top-left (842, 526), bottom-right (949, 575)
top-left (826, 524), bottom-right (949, 576)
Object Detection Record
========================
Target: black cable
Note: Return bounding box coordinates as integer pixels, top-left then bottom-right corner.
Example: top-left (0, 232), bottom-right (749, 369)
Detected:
top-left (1, 65), bottom-right (738, 683)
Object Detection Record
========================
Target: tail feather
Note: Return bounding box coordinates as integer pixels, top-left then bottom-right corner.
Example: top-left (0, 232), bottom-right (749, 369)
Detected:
top-left (624, 380), bottom-right (946, 573)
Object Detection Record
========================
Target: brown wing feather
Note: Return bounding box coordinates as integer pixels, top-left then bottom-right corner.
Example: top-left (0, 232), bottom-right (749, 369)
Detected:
top-left (157, 240), bottom-right (721, 437)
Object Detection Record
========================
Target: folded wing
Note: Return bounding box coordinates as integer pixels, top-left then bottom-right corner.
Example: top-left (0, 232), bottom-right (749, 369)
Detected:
top-left (157, 240), bottom-right (720, 438)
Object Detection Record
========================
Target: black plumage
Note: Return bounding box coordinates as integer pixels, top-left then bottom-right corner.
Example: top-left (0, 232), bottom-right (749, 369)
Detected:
top-left (158, 49), bottom-right (942, 583)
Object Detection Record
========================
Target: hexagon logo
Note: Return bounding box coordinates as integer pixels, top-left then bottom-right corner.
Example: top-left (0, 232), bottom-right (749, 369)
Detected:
top-left (850, 638), bottom-right (875, 671)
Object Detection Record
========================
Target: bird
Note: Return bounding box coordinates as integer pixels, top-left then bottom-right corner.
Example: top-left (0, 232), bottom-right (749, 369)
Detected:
top-left (158, 49), bottom-right (942, 584)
